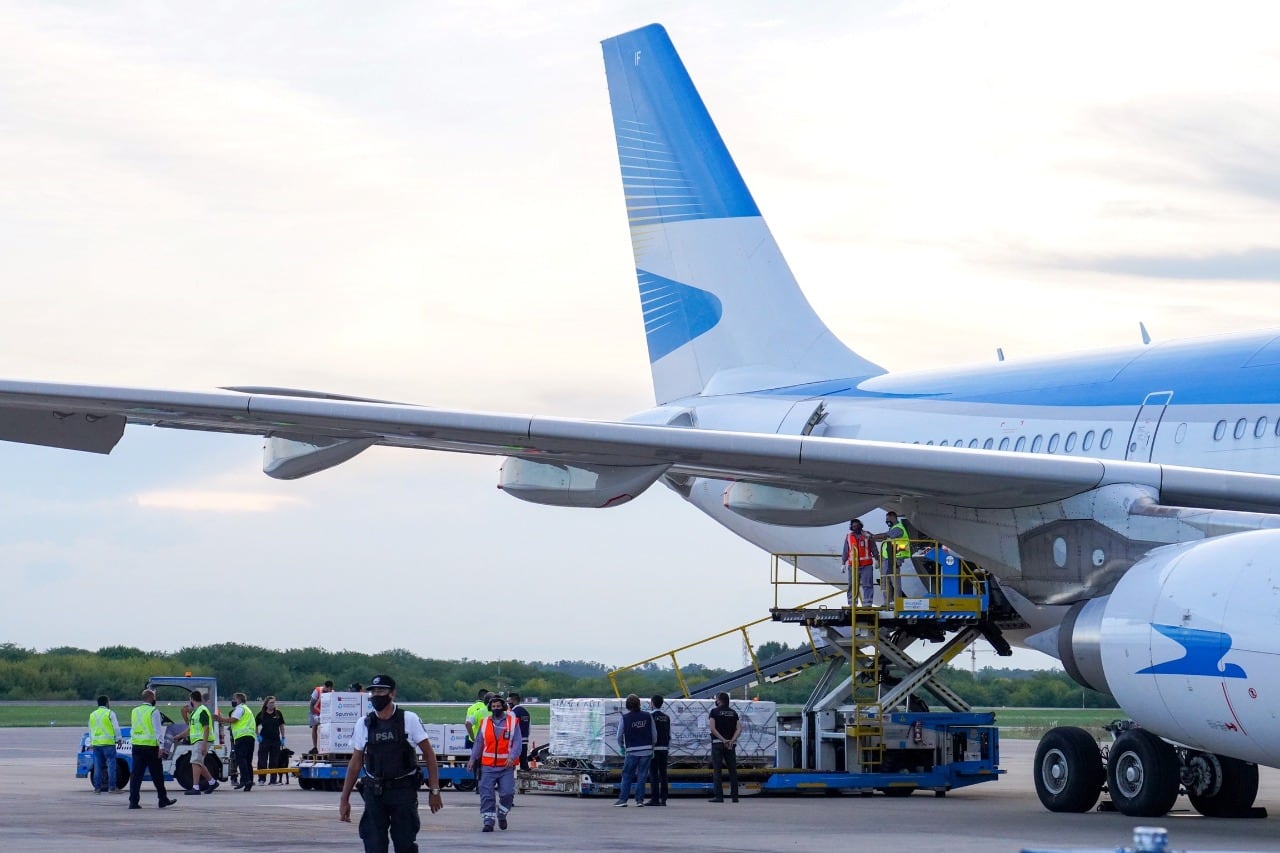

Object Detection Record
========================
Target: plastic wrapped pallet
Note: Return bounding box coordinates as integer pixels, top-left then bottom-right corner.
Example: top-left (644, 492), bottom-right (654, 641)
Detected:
top-left (550, 698), bottom-right (776, 766)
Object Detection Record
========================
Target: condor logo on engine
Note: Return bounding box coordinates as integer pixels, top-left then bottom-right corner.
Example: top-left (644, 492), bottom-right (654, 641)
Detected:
top-left (1137, 624), bottom-right (1247, 679)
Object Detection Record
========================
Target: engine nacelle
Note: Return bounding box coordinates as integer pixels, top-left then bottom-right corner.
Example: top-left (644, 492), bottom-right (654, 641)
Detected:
top-left (497, 458), bottom-right (668, 508)
top-left (721, 481), bottom-right (881, 526)
top-left (1056, 530), bottom-right (1280, 766)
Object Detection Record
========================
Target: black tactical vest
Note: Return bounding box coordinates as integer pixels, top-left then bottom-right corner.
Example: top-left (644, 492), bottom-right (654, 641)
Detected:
top-left (364, 709), bottom-right (416, 780)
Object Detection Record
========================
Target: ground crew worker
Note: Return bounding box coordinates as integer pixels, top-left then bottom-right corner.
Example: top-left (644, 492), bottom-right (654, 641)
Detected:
top-left (184, 690), bottom-right (219, 795)
top-left (842, 518), bottom-right (878, 608)
top-left (874, 511), bottom-right (911, 608)
top-left (646, 694), bottom-right (671, 806)
top-left (707, 692), bottom-right (741, 803)
top-left (339, 674), bottom-right (443, 852)
top-left (216, 692), bottom-right (257, 791)
top-left (309, 679), bottom-right (334, 755)
top-left (508, 692), bottom-right (531, 771)
top-left (467, 694), bottom-right (522, 832)
top-left (463, 688), bottom-right (489, 749)
top-left (88, 695), bottom-right (122, 794)
top-left (128, 689), bottom-right (177, 810)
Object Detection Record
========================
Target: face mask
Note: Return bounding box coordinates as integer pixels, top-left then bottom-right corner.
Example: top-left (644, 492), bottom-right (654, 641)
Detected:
top-left (369, 695), bottom-right (392, 712)
top-left (490, 707), bottom-right (506, 719)
top-left (231, 701), bottom-right (239, 708)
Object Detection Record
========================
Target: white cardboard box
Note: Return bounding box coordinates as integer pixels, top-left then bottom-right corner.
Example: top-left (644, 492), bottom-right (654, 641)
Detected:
top-left (422, 723), bottom-right (444, 754)
top-left (443, 724), bottom-right (470, 755)
top-left (319, 692), bottom-right (368, 724)
top-left (316, 722), bottom-right (356, 754)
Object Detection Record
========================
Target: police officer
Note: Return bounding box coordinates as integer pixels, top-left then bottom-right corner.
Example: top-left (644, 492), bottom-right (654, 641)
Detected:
top-left (128, 689), bottom-right (177, 810)
top-left (339, 675), bottom-right (443, 853)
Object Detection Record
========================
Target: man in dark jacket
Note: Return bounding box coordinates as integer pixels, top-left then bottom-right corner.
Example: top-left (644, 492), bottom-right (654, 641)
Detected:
top-left (645, 695), bottom-right (671, 806)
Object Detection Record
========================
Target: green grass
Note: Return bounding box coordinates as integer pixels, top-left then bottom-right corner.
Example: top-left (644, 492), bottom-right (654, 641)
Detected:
top-left (0, 702), bottom-right (550, 728)
top-left (983, 707), bottom-right (1121, 738)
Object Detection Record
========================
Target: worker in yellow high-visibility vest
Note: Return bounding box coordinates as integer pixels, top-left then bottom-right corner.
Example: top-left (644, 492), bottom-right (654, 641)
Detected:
top-left (88, 696), bottom-right (123, 793)
top-left (873, 511), bottom-right (911, 608)
top-left (128, 689), bottom-right (177, 810)
top-left (216, 691), bottom-right (258, 791)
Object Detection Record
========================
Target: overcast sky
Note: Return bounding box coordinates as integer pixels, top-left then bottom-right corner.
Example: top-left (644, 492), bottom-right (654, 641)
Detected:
top-left (3, 1), bottom-right (1279, 675)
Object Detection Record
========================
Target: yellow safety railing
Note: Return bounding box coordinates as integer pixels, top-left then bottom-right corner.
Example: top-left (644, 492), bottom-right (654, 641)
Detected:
top-left (606, 587), bottom-right (843, 699)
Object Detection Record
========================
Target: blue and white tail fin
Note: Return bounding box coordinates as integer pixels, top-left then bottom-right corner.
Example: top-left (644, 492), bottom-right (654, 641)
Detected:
top-left (601, 24), bottom-right (883, 405)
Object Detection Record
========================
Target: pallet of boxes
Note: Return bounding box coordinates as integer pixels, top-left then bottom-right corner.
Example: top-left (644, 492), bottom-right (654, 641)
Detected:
top-left (518, 697), bottom-right (777, 797)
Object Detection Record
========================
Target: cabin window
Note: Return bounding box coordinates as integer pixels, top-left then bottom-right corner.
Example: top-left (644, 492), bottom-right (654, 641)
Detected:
top-left (1047, 433), bottom-right (1060, 453)
top-left (1214, 420), bottom-right (1227, 441)
top-left (1256, 417), bottom-right (1268, 439)
top-left (983, 438), bottom-right (994, 450)
top-left (1031, 435), bottom-right (1043, 452)
top-left (1082, 430), bottom-right (1095, 451)
top-left (1234, 418), bottom-right (1247, 440)
top-left (1015, 436), bottom-right (1027, 452)
top-left (926, 440), bottom-right (935, 445)
top-left (998, 437), bottom-right (1010, 450)
top-left (968, 438), bottom-right (979, 449)
top-left (939, 440), bottom-right (949, 446)
top-left (1100, 429), bottom-right (1113, 450)
top-left (1064, 431), bottom-right (1077, 452)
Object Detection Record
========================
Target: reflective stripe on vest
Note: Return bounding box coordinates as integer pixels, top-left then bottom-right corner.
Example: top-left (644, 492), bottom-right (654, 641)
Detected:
top-left (231, 706), bottom-right (256, 741)
top-left (89, 707), bottom-right (116, 745)
top-left (846, 532), bottom-right (874, 567)
top-left (480, 716), bottom-right (516, 766)
top-left (189, 705), bottom-right (212, 742)
top-left (131, 706), bottom-right (158, 746)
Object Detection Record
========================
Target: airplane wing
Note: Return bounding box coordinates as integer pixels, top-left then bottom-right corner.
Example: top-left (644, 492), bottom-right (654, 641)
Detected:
top-left (3, 378), bottom-right (1280, 514)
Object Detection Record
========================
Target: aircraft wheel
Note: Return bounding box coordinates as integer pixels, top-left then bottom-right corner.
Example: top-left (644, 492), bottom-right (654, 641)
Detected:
top-left (1185, 751), bottom-right (1259, 817)
top-left (1033, 726), bottom-right (1104, 813)
top-left (1107, 729), bottom-right (1179, 817)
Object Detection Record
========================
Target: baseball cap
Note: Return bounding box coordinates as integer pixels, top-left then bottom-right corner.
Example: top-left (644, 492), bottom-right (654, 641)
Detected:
top-left (369, 674), bottom-right (396, 690)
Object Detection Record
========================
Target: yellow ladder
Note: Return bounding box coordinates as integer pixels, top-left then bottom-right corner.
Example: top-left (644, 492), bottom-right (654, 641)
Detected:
top-left (849, 607), bottom-right (884, 772)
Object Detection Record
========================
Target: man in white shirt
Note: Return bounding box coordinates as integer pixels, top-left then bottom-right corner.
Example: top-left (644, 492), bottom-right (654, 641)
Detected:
top-left (338, 674), bottom-right (443, 852)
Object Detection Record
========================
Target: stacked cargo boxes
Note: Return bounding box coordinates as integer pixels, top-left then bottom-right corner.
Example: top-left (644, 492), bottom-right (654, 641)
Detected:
top-left (316, 692), bottom-right (367, 755)
top-left (549, 698), bottom-right (777, 767)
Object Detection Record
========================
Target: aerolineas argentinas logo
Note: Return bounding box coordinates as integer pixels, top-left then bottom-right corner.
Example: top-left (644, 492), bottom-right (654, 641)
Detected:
top-left (1137, 624), bottom-right (1247, 679)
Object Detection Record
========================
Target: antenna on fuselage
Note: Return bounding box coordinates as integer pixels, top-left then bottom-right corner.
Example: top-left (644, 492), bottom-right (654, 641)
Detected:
top-left (1139, 322), bottom-right (1151, 345)
top-left (996, 347), bottom-right (1005, 362)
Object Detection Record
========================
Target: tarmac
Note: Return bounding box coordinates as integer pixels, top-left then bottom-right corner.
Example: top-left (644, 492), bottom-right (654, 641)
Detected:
top-left (5, 727), bottom-right (1280, 852)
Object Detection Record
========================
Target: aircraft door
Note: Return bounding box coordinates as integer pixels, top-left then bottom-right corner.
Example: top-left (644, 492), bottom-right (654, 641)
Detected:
top-left (1126, 391), bottom-right (1173, 461)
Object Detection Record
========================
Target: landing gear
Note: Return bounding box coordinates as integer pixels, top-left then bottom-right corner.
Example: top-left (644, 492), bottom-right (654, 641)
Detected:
top-left (1184, 751), bottom-right (1259, 818)
top-left (1034, 727), bottom-right (1104, 813)
top-left (1107, 729), bottom-right (1179, 817)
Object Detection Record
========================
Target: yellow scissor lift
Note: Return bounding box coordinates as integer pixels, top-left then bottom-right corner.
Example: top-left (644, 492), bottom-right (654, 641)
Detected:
top-left (598, 543), bottom-right (1008, 797)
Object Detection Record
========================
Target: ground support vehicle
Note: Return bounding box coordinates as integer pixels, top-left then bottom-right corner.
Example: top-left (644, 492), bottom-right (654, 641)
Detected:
top-left (76, 676), bottom-right (232, 790)
top-left (295, 753), bottom-right (476, 791)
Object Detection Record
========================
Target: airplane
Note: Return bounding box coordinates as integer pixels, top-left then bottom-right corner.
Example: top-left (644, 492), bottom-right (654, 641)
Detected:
top-left (3, 22), bottom-right (1280, 819)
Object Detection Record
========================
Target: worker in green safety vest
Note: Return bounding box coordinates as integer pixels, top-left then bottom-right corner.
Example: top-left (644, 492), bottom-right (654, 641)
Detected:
top-left (217, 691), bottom-right (258, 791)
top-left (183, 689), bottom-right (220, 795)
top-left (88, 696), bottom-right (123, 793)
top-left (128, 688), bottom-right (176, 809)
top-left (874, 511), bottom-right (911, 608)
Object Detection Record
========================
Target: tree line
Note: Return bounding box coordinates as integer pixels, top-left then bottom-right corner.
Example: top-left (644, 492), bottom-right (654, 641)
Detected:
top-left (0, 641), bottom-right (1115, 708)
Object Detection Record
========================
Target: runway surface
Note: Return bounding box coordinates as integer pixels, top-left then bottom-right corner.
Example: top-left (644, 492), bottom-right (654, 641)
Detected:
top-left (4, 727), bottom-right (1280, 851)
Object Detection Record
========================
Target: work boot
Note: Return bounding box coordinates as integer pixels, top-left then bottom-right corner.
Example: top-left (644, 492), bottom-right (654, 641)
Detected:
top-left (184, 789), bottom-right (202, 796)
top-left (482, 824), bottom-right (494, 833)
top-left (498, 815), bottom-right (508, 830)
top-left (159, 798), bottom-right (177, 808)
top-left (127, 804), bottom-right (141, 810)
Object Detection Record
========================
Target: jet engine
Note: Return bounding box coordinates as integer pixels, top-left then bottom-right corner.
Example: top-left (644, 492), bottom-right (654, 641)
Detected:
top-left (1054, 530), bottom-right (1280, 767)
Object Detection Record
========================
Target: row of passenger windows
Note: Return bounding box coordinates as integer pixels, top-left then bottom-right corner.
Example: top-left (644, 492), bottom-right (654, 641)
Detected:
top-left (1214, 417), bottom-right (1280, 441)
top-left (922, 429), bottom-right (1115, 454)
